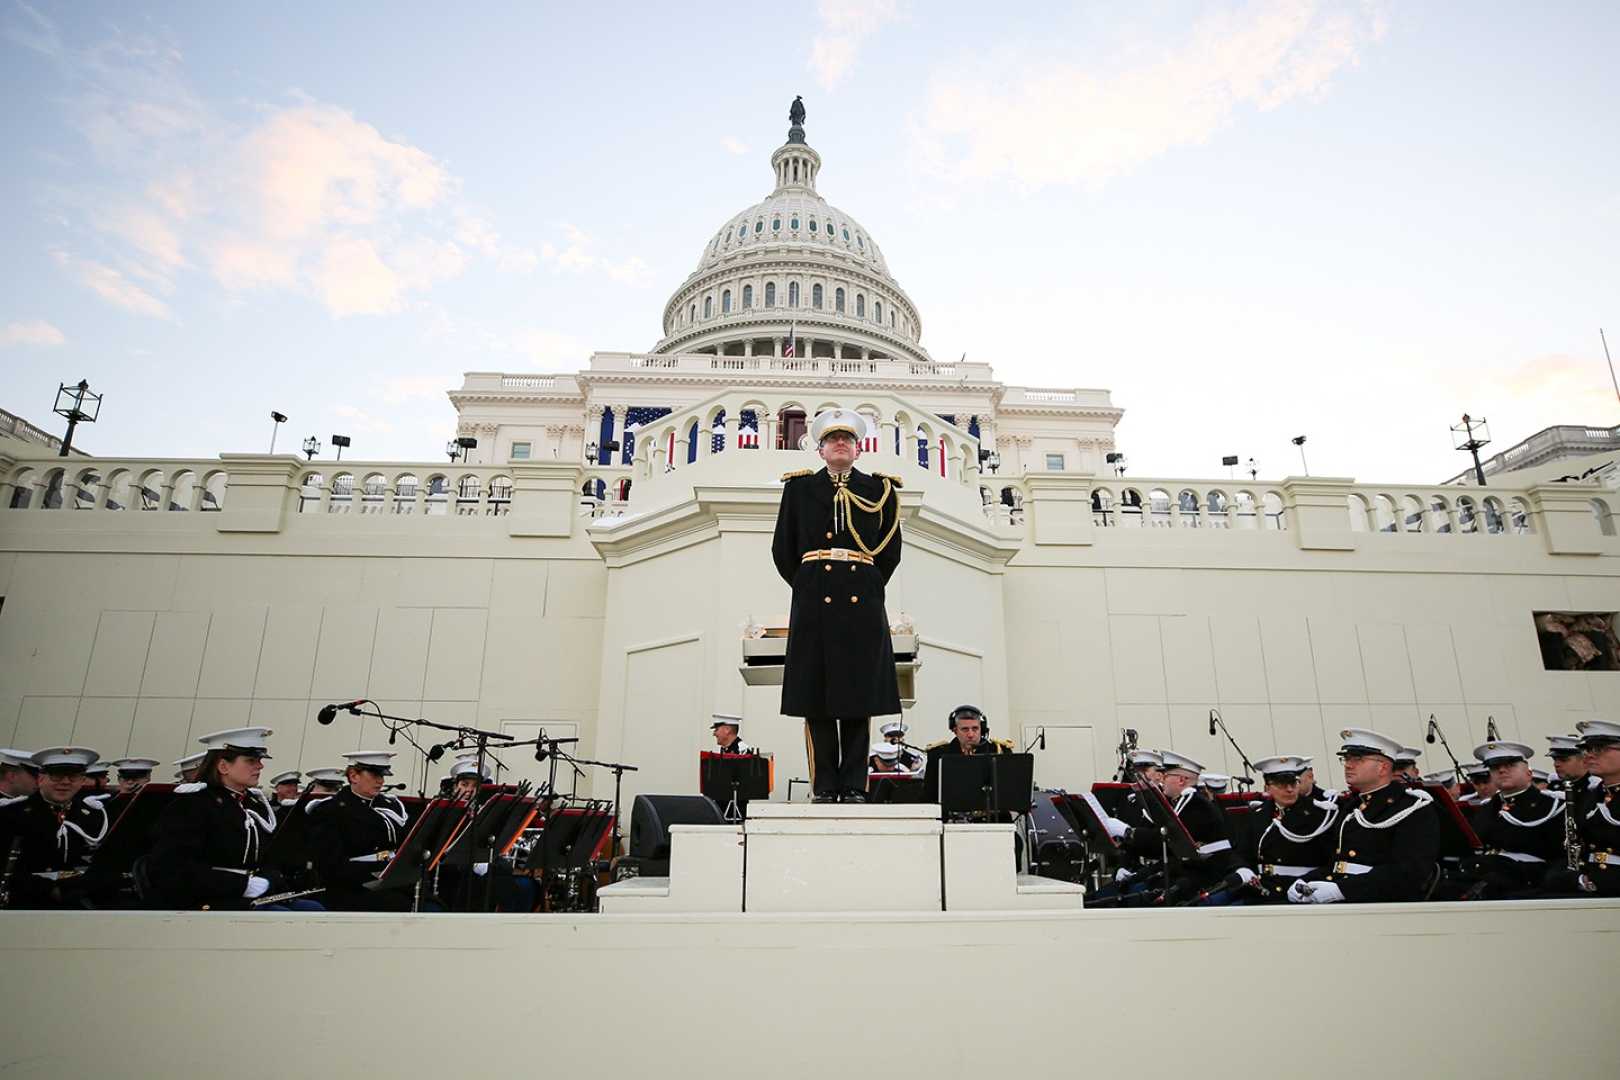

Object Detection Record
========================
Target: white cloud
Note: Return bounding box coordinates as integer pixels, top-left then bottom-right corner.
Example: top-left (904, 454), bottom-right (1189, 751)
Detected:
top-left (539, 223), bottom-right (651, 285)
top-left (4, 1), bottom-right (60, 57)
top-left (721, 135), bottom-right (749, 156)
top-left (510, 327), bottom-right (590, 370)
top-left (1, 319), bottom-right (66, 347)
top-left (51, 250), bottom-right (171, 319)
top-left (332, 403), bottom-right (394, 435)
top-left (808, 0), bottom-right (900, 91)
top-left (378, 373), bottom-right (458, 405)
top-left (913, 0), bottom-right (1385, 191)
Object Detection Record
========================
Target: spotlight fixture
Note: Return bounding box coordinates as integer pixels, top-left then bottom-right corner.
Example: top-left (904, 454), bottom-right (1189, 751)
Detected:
top-left (330, 434), bottom-right (352, 461)
top-left (302, 436), bottom-right (321, 461)
top-left (268, 411), bottom-right (288, 454)
top-left (1290, 435), bottom-right (1308, 475)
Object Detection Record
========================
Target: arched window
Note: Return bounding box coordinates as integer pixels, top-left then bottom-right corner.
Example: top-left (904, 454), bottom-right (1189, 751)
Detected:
top-left (737, 224), bottom-right (747, 240)
top-left (874, 301), bottom-right (882, 323)
top-left (742, 284), bottom-right (753, 309)
top-left (812, 284), bottom-right (823, 309)
top-left (722, 289), bottom-right (732, 314)
top-left (857, 235), bottom-right (864, 249)
top-left (842, 227), bottom-right (850, 243)
top-left (889, 310), bottom-right (896, 327)
top-left (855, 294), bottom-right (865, 318)
top-left (788, 281), bottom-right (800, 307)
top-left (835, 287), bottom-right (845, 313)
top-left (703, 296), bottom-right (712, 318)
top-left (689, 302), bottom-right (696, 324)
top-left (772, 217), bottom-right (781, 231)
top-left (790, 216), bottom-right (800, 230)
top-left (754, 219), bottom-right (764, 234)
top-left (1593, 498), bottom-right (1616, 537)
top-left (764, 282), bottom-right (776, 307)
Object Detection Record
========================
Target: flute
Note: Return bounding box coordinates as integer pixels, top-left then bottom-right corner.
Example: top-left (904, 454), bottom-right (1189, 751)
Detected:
top-left (249, 886), bottom-right (325, 908)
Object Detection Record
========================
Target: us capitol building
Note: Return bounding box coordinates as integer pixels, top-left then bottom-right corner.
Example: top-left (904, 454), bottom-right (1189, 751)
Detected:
top-left (0, 104), bottom-right (1616, 1079)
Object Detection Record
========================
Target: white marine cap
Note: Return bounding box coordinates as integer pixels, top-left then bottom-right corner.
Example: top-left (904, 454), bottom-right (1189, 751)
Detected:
top-left (1576, 718), bottom-right (1620, 748)
top-left (1422, 769), bottom-right (1458, 785)
top-left (871, 742), bottom-right (899, 760)
top-left (1200, 772), bottom-right (1230, 791)
top-left (810, 408), bottom-right (870, 444)
top-left (1463, 760), bottom-right (1490, 778)
top-left (1530, 768), bottom-right (1551, 784)
top-left (0, 748), bottom-right (37, 769)
top-left (1474, 740), bottom-right (1533, 766)
top-left (1546, 734), bottom-right (1583, 756)
top-left (1394, 746), bottom-right (1423, 765)
top-left (710, 713), bottom-right (743, 730)
top-left (85, 761), bottom-right (110, 777)
top-left (267, 770), bottom-right (301, 786)
top-left (1127, 749), bottom-right (1164, 768)
top-left (1254, 755), bottom-right (1311, 779)
top-left (172, 751), bottom-right (205, 779)
top-left (879, 721), bottom-right (908, 738)
top-left (1160, 750), bottom-right (1204, 775)
top-left (1337, 729), bottom-right (1403, 761)
top-left (449, 757), bottom-right (494, 780)
top-left (306, 767), bottom-right (345, 785)
top-left (111, 757), bottom-right (161, 775)
top-left (343, 750), bottom-right (395, 774)
top-left (31, 746), bottom-right (100, 770)
top-left (196, 727), bottom-right (273, 757)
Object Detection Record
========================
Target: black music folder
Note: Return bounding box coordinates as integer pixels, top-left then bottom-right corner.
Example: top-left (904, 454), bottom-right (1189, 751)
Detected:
top-left (939, 753), bottom-right (1034, 816)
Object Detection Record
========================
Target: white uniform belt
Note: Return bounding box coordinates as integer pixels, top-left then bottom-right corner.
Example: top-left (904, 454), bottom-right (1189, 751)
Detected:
top-left (1587, 851), bottom-right (1613, 868)
top-left (801, 548), bottom-right (874, 566)
top-left (1197, 840), bottom-right (1232, 855)
top-left (1485, 850), bottom-right (1545, 864)
top-left (1261, 864), bottom-right (1316, 877)
top-left (1332, 861), bottom-right (1374, 875)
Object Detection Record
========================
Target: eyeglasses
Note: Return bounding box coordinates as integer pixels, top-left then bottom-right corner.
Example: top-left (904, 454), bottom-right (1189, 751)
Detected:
top-left (1264, 776), bottom-right (1301, 787)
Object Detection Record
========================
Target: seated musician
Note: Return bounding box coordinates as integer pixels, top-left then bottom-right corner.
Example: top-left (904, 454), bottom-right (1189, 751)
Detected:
top-left (172, 752), bottom-right (204, 784)
top-left (880, 721), bottom-right (924, 775)
top-left (448, 756), bottom-right (493, 800)
top-left (1199, 772), bottom-right (1229, 797)
top-left (0, 747), bottom-right (108, 909)
top-left (1455, 740), bottom-right (1564, 899)
top-left (0, 747), bottom-right (39, 800)
top-left (1093, 749), bottom-right (1167, 894)
top-left (1287, 729), bottom-right (1438, 904)
top-left (1393, 747), bottom-right (1424, 785)
top-left (1202, 755), bottom-right (1336, 905)
top-left (82, 761), bottom-right (112, 799)
top-left (922, 705), bottom-right (1009, 799)
top-left (1531, 769), bottom-right (1551, 791)
top-left (1547, 734), bottom-right (1597, 799)
top-left (1543, 719), bottom-right (1620, 897)
top-left (1105, 750), bottom-right (1233, 902)
top-left (1423, 770), bottom-right (1462, 800)
top-left (306, 767), bottom-right (345, 798)
top-left (711, 714), bottom-right (755, 755)
top-left (1458, 761), bottom-right (1494, 808)
top-left (110, 758), bottom-right (159, 797)
top-left (433, 758), bottom-right (537, 913)
top-left (267, 769), bottom-right (302, 825)
top-left (306, 751), bottom-right (412, 912)
top-left (144, 728), bottom-right (320, 911)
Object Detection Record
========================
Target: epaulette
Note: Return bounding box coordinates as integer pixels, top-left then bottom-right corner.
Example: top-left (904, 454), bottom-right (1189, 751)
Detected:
top-left (0, 794), bottom-right (26, 809)
top-left (875, 472), bottom-right (903, 488)
top-left (304, 796), bottom-right (333, 814)
top-left (925, 738), bottom-right (952, 751)
top-left (780, 469), bottom-right (812, 481)
top-left (173, 782), bottom-right (206, 795)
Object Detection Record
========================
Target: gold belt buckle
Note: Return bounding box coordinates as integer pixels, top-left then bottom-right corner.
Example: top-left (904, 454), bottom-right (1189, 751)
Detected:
top-left (1332, 860), bottom-right (1347, 874)
top-left (1596, 851), bottom-right (1611, 867)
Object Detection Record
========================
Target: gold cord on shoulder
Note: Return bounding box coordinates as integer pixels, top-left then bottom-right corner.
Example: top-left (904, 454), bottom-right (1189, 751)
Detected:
top-left (833, 478), bottom-right (899, 558)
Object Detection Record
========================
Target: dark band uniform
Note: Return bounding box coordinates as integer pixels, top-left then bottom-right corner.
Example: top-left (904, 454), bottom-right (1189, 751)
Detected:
top-left (1567, 775), bottom-right (1620, 897)
top-left (1309, 782), bottom-right (1438, 902)
top-left (922, 735), bottom-right (1011, 807)
top-left (1122, 786), bottom-right (1234, 898)
top-left (773, 451), bottom-right (903, 796)
top-left (0, 790), bottom-right (109, 909)
top-left (1464, 786), bottom-right (1565, 896)
top-left (145, 783), bottom-right (279, 909)
top-left (1242, 792), bottom-right (1339, 898)
top-left (307, 787), bottom-right (412, 912)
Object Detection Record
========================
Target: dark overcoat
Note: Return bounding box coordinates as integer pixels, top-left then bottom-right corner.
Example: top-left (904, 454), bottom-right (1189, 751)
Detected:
top-left (144, 783), bottom-right (278, 910)
top-left (772, 466), bottom-right (902, 718)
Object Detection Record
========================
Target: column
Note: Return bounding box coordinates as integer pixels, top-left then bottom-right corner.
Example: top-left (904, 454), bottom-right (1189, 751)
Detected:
top-left (699, 414), bottom-right (715, 458)
top-left (585, 405), bottom-right (604, 463)
top-left (764, 412), bottom-right (780, 451)
top-left (609, 405), bottom-right (628, 465)
top-left (879, 417), bottom-right (898, 459)
top-left (723, 411), bottom-right (741, 451)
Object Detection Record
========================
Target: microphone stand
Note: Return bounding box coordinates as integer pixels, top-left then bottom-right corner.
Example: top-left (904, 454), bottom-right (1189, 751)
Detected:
top-left (1426, 715), bottom-right (1465, 783)
top-left (1207, 709), bottom-right (1257, 790)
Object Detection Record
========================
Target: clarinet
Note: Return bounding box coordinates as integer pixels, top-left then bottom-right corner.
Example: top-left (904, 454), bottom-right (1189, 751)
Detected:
top-left (0, 837), bottom-right (22, 910)
top-left (1564, 776), bottom-right (1583, 874)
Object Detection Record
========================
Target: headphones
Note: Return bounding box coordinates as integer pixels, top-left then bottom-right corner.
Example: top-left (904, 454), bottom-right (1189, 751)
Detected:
top-left (947, 704), bottom-right (988, 733)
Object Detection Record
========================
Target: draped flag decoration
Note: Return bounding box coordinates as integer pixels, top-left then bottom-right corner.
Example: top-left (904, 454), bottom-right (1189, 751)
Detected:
top-left (739, 409), bottom-right (760, 448)
top-left (620, 406), bottom-right (673, 464)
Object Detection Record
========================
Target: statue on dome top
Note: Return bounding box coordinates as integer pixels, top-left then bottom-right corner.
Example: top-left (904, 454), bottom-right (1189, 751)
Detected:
top-left (789, 95), bottom-right (806, 128)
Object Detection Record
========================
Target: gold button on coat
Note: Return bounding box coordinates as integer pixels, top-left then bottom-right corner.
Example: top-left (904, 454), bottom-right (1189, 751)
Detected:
top-left (823, 596), bottom-right (831, 603)
top-left (850, 596), bottom-right (858, 603)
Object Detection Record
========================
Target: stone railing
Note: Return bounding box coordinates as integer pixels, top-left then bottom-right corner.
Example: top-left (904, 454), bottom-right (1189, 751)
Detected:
top-left (584, 351), bottom-right (1001, 384)
top-left (1, 457), bottom-right (230, 512)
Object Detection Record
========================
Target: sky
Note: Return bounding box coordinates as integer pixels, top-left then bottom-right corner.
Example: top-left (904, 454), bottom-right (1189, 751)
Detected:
top-left (1, 0), bottom-right (1617, 484)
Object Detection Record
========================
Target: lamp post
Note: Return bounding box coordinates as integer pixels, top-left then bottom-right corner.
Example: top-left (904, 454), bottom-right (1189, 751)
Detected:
top-left (1246, 457), bottom-right (1258, 481)
top-left (1451, 414), bottom-right (1491, 486)
top-left (1106, 451), bottom-right (1126, 477)
top-left (1291, 436), bottom-right (1308, 476)
top-left (302, 436), bottom-right (321, 461)
top-left (978, 448), bottom-right (1000, 474)
top-left (330, 434), bottom-right (351, 461)
top-left (53, 379), bottom-right (102, 457)
top-left (447, 436), bottom-right (477, 463)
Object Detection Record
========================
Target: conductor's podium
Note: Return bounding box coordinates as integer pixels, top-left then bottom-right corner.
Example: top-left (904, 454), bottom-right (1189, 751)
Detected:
top-left (598, 803), bottom-right (1084, 914)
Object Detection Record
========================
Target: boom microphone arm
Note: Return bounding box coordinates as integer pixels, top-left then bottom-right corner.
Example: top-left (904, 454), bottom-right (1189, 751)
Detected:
top-left (1207, 709), bottom-right (1257, 790)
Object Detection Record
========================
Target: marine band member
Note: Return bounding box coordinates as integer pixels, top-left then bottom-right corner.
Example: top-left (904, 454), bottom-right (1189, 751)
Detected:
top-left (110, 758), bottom-right (160, 797)
top-left (772, 409), bottom-right (904, 804)
top-left (267, 769), bottom-right (302, 825)
top-left (1457, 740), bottom-right (1564, 899)
top-left (0, 748), bottom-right (39, 799)
top-left (173, 752), bottom-right (205, 784)
top-left (144, 727), bottom-right (318, 911)
top-left (880, 720), bottom-right (924, 775)
top-left (1544, 719), bottom-right (1620, 897)
top-left (1288, 729), bottom-right (1438, 904)
top-left (0, 747), bottom-right (108, 909)
top-left (1393, 746), bottom-right (1424, 785)
top-left (1458, 761), bottom-right (1494, 808)
top-left (1209, 755), bottom-right (1337, 903)
top-left (307, 751), bottom-right (412, 912)
top-left (1547, 734), bottom-right (1595, 797)
top-left (1104, 750), bottom-right (1233, 901)
top-left (711, 714), bottom-right (755, 755)
top-left (921, 705), bottom-right (1010, 805)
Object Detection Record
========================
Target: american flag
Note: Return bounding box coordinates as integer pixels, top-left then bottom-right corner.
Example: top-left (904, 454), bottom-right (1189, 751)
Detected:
top-left (619, 405), bottom-right (672, 464)
top-left (739, 409), bottom-right (759, 448)
top-left (783, 323), bottom-right (796, 358)
top-left (861, 424), bottom-right (878, 453)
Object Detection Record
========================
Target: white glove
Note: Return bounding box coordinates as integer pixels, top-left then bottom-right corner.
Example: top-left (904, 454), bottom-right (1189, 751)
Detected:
top-left (1114, 867), bottom-right (1135, 884)
top-left (243, 875), bottom-right (270, 900)
top-left (1287, 879), bottom-right (1343, 904)
top-left (472, 862), bottom-right (490, 877)
top-left (1103, 816), bottom-right (1129, 840)
top-left (1233, 867), bottom-right (1257, 887)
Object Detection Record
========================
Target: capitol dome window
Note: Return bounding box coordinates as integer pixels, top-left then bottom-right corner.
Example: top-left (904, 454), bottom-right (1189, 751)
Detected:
top-left (689, 302), bottom-right (696, 324)
top-left (765, 282), bottom-right (776, 307)
top-left (742, 285), bottom-right (753, 309)
top-left (812, 284), bottom-right (823, 309)
top-left (704, 296), bottom-right (712, 318)
top-left (889, 310), bottom-right (896, 327)
top-left (842, 227), bottom-right (850, 243)
top-left (835, 287), bottom-right (845, 313)
top-left (873, 301), bottom-right (882, 323)
top-left (790, 216), bottom-right (799, 230)
top-left (755, 220), bottom-right (764, 234)
top-left (722, 289), bottom-right (732, 314)
top-left (857, 235), bottom-right (864, 249)
top-left (856, 294), bottom-right (865, 318)
top-left (788, 281), bottom-right (799, 307)
top-left (809, 219), bottom-right (818, 232)
top-left (738, 224), bottom-right (747, 240)
top-left (772, 217), bottom-right (781, 231)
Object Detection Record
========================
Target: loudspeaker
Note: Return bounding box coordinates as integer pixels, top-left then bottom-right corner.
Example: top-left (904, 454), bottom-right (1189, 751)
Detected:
top-left (629, 794), bottom-right (724, 861)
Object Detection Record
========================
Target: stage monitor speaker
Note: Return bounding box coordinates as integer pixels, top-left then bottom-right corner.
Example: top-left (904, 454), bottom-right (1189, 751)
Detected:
top-left (629, 794), bottom-right (724, 861)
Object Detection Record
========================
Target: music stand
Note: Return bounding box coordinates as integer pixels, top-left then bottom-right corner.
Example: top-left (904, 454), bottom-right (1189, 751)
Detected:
top-left (370, 798), bottom-right (468, 895)
top-left (867, 771), bottom-right (925, 804)
top-left (1132, 780), bottom-right (1201, 863)
top-left (939, 753), bottom-right (1034, 818)
top-left (700, 752), bottom-right (772, 822)
top-left (260, 789), bottom-right (324, 887)
top-left (1087, 781), bottom-right (1135, 819)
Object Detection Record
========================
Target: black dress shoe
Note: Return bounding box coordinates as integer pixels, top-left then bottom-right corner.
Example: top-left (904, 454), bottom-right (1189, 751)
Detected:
top-left (811, 792), bottom-right (839, 804)
top-left (840, 790), bottom-right (868, 804)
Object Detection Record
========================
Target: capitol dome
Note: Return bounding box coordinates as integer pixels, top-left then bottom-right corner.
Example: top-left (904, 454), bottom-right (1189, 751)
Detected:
top-left (654, 108), bottom-right (930, 365)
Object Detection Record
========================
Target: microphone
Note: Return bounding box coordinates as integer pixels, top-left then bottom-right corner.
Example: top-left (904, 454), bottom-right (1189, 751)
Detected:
top-left (317, 699), bottom-right (368, 725)
top-left (426, 743), bottom-right (447, 763)
top-left (1208, 709), bottom-right (1218, 737)
top-left (1038, 728), bottom-right (1046, 751)
top-left (1425, 716), bottom-right (1438, 744)
top-left (388, 728), bottom-right (397, 745)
